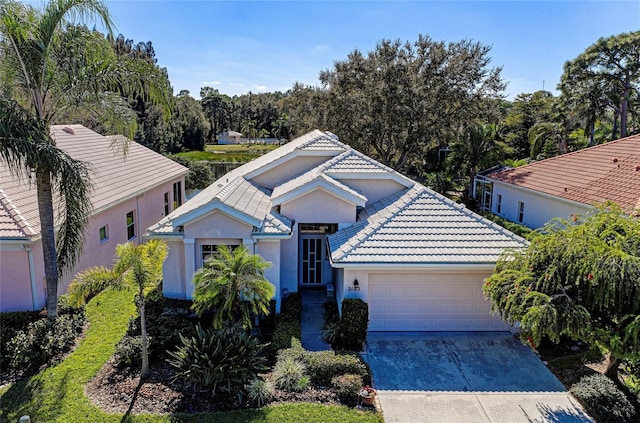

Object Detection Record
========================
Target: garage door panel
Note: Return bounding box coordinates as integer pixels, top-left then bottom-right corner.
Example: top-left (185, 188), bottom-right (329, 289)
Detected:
top-left (368, 273), bottom-right (507, 331)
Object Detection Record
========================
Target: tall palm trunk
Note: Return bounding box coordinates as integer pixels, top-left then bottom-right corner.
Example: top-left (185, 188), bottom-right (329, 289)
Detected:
top-left (604, 352), bottom-right (620, 381)
top-left (139, 292), bottom-right (150, 379)
top-left (37, 170), bottom-right (59, 322)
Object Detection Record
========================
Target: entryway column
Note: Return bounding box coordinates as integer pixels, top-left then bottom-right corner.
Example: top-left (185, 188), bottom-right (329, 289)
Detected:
top-left (183, 238), bottom-right (196, 299)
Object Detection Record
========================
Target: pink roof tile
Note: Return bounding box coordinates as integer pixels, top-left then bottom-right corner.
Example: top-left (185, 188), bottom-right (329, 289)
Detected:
top-left (0, 125), bottom-right (187, 239)
top-left (489, 134), bottom-right (640, 211)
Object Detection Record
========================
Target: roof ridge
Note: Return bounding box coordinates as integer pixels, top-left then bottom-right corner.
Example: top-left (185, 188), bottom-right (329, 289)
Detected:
top-left (0, 187), bottom-right (36, 237)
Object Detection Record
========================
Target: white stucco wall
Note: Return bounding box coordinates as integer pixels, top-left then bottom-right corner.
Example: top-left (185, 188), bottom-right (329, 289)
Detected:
top-left (252, 155), bottom-right (336, 189)
top-left (183, 210), bottom-right (254, 240)
top-left (491, 182), bottom-right (590, 229)
top-left (163, 239), bottom-right (187, 299)
top-left (338, 178), bottom-right (406, 205)
top-left (280, 227), bottom-right (299, 294)
top-left (280, 189), bottom-right (357, 224)
top-left (255, 239), bottom-right (281, 311)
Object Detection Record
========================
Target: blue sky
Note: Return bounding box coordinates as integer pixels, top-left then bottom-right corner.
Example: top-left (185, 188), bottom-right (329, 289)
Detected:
top-left (101, 1), bottom-right (639, 99)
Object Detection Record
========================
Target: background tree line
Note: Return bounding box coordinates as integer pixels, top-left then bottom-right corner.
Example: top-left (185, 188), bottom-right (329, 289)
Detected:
top-left (91, 31), bottom-right (639, 200)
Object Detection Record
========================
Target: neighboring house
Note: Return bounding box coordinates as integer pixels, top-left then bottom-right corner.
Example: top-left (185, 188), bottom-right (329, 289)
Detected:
top-left (0, 125), bottom-right (188, 312)
top-left (147, 130), bottom-right (526, 331)
top-left (217, 131), bottom-right (243, 145)
top-left (484, 134), bottom-right (640, 229)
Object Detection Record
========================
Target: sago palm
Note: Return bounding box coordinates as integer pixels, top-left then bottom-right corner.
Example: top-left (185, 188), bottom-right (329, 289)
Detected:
top-left (192, 245), bottom-right (274, 329)
top-left (0, 0), bottom-right (171, 320)
top-left (68, 240), bottom-right (168, 379)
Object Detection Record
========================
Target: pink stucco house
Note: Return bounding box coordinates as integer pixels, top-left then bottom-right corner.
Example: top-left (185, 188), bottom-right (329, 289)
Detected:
top-left (0, 125), bottom-right (188, 312)
top-left (147, 130), bottom-right (527, 331)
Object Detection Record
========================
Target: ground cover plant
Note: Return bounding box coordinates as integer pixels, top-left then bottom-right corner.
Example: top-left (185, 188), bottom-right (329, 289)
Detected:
top-left (0, 288), bottom-right (382, 422)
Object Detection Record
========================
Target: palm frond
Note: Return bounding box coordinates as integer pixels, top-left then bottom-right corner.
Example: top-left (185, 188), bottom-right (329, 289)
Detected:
top-left (67, 265), bottom-right (120, 306)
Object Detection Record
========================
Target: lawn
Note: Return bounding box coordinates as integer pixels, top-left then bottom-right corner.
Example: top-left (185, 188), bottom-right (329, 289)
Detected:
top-left (0, 289), bottom-right (382, 423)
top-left (175, 144), bottom-right (280, 163)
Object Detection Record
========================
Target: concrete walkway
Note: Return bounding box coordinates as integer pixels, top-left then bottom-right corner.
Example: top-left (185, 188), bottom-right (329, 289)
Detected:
top-left (300, 289), bottom-right (331, 351)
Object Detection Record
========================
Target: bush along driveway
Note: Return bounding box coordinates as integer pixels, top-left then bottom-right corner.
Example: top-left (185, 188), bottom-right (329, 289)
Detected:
top-left (0, 289), bottom-right (382, 423)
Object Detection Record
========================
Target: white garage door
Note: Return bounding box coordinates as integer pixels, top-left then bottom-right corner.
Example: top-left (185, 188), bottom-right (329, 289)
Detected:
top-left (368, 272), bottom-right (508, 331)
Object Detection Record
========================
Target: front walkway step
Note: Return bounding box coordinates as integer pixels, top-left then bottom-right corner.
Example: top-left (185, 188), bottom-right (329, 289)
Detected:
top-left (300, 289), bottom-right (331, 351)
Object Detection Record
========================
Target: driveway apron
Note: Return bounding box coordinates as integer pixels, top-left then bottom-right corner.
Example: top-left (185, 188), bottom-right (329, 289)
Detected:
top-left (364, 332), bottom-right (593, 423)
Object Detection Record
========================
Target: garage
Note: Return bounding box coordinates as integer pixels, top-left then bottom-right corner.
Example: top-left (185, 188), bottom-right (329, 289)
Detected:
top-left (368, 272), bottom-right (508, 331)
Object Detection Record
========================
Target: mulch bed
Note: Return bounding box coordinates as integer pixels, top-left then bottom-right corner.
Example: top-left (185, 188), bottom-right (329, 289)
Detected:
top-left (86, 359), bottom-right (341, 415)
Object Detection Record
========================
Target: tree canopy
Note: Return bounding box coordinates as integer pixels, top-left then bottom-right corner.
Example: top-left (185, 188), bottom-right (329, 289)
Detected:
top-left (319, 35), bottom-right (505, 172)
top-left (483, 203), bottom-right (640, 378)
top-left (559, 31), bottom-right (640, 140)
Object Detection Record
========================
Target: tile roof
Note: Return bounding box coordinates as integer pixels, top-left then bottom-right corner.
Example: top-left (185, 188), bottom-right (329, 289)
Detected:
top-left (328, 185), bottom-right (527, 265)
top-left (147, 130), bottom-right (349, 235)
top-left (488, 135), bottom-right (640, 210)
top-left (321, 149), bottom-right (395, 174)
top-left (0, 125), bottom-right (188, 239)
top-left (255, 212), bottom-right (292, 236)
top-left (271, 172), bottom-right (367, 206)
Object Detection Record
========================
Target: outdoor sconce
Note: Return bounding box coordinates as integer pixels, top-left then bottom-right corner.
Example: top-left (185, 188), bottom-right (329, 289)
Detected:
top-left (349, 278), bottom-right (360, 292)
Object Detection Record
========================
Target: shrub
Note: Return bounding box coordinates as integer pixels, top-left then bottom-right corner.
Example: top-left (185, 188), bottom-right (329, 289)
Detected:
top-left (247, 377), bottom-right (274, 407)
top-left (272, 356), bottom-right (307, 392)
top-left (331, 374), bottom-right (363, 405)
top-left (167, 323), bottom-right (268, 396)
top-left (113, 335), bottom-right (143, 370)
top-left (4, 310), bottom-right (85, 378)
top-left (276, 339), bottom-right (368, 387)
top-left (281, 292), bottom-right (302, 320)
top-left (321, 322), bottom-right (340, 345)
top-left (570, 374), bottom-right (637, 423)
top-left (339, 299), bottom-right (368, 350)
top-left (271, 315), bottom-right (301, 352)
top-left (323, 301), bottom-right (339, 325)
top-left (304, 350), bottom-right (368, 386)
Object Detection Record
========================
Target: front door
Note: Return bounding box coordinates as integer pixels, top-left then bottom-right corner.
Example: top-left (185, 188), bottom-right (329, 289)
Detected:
top-left (299, 235), bottom-right (324, 286)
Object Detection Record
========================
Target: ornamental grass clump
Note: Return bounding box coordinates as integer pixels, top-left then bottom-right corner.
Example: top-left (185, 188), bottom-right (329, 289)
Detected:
top-left (272, 356), bottom-right (308, 392)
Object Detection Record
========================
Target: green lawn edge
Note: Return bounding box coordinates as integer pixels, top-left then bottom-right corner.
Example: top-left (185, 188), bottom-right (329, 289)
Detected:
top-left (0, 289), bottom-right (382, 423)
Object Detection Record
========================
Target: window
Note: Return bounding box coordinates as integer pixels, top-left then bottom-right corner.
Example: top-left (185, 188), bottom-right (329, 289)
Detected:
top-left (164, 192), bottom-right (170, 216)
top-left (99, 225), bottom-right (109, 243)
top-left (201, 244), bottom-right (238, 267)
top-left (496, 194), bottom-right (502, 214)
top-left (517, 201), bottom-right (525, 223)
top-left (173, 181), bottom-right (183, 209)
top-left (126, 210), bottom-right (136, 240)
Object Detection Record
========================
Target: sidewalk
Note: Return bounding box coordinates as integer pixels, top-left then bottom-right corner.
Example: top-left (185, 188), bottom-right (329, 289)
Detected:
top-left (300, 289), bottom-right (332, 351)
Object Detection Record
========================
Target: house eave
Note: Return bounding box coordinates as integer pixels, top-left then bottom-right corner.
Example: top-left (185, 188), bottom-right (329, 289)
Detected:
top-left (488, 179), bottom-right (591, 209)
top-left (329, 261), bottom-right (498, 270)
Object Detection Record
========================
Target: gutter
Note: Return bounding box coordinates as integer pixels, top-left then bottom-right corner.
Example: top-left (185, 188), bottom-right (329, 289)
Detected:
top-left (328, 262), bottom-right (498, 270)
top-left (21, 243), bottom-right (38, 310)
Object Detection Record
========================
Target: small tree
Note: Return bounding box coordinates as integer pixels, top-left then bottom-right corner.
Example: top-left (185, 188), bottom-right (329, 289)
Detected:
top-left (68, 240), bottom-right (168, 378)
top-left (483, 203), bottom-right (640, 379)
top-left (192, 245), bottom-right (274, 329)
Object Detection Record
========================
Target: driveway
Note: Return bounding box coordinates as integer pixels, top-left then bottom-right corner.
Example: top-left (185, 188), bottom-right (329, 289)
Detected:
top-left (364, 332), bottom-right (592, 423)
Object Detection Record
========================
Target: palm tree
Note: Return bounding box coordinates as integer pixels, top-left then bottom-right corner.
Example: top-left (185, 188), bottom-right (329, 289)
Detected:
top-left (192, 245), bottom-right (274, 329)
top-left (68, 240), bottom-right (168, 379)
top-left (0, 0), bottom-right (171, 321)
top-left (448, 123), bottom-right (509, 200)
top-left (528, 122), bottom-right (567, 160)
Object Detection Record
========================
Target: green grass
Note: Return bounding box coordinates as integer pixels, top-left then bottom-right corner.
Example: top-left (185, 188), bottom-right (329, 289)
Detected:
top-left (0, 289), bottom-right (382, 423)
top-left (174, 144), bottom-right (280, 163)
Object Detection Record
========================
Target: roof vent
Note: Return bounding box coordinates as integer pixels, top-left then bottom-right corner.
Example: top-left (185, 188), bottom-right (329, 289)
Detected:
top-left (612, 157), bottom-right (618, 163)
top-left (62, 126), bottom-right (75, 135)
top-left (636, 165), bottom-right (640, 171)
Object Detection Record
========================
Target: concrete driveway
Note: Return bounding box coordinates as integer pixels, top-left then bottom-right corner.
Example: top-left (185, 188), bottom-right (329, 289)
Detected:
top-left (364, 332), bottom-right (592, 423)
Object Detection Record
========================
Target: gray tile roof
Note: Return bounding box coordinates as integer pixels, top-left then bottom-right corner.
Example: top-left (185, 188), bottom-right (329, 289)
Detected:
top-left (322, 149), bottom-right (394, 174)
top-left (255, 212), bottom-right (292, 236)
top-left (271, 172), bottom-right (367, 205)
top-left (147, 130), bottom-right (348, 235)
top-left (328, 185), bottom-right (527, 265)
top-left (0, 125), bottom-right (188, 239)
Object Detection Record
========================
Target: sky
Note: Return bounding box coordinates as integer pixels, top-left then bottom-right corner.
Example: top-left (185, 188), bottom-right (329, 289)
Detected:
top-left (98, 0), bottom-right (640, 100)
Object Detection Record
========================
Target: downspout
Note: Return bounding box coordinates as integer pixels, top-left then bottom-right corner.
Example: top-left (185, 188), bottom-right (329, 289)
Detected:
top-left (21, 244), bottom-right (38, 310)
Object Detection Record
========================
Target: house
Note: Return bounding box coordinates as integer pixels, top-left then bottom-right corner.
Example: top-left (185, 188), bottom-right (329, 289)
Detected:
top-left (483, 134), bottom-right (640, 229)
top-left (146, 130), bottom-right (527, 331)
top-left (217, 130), bottom-right (243, 145)
top-left (0, 125), bottom-right (188, 312)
